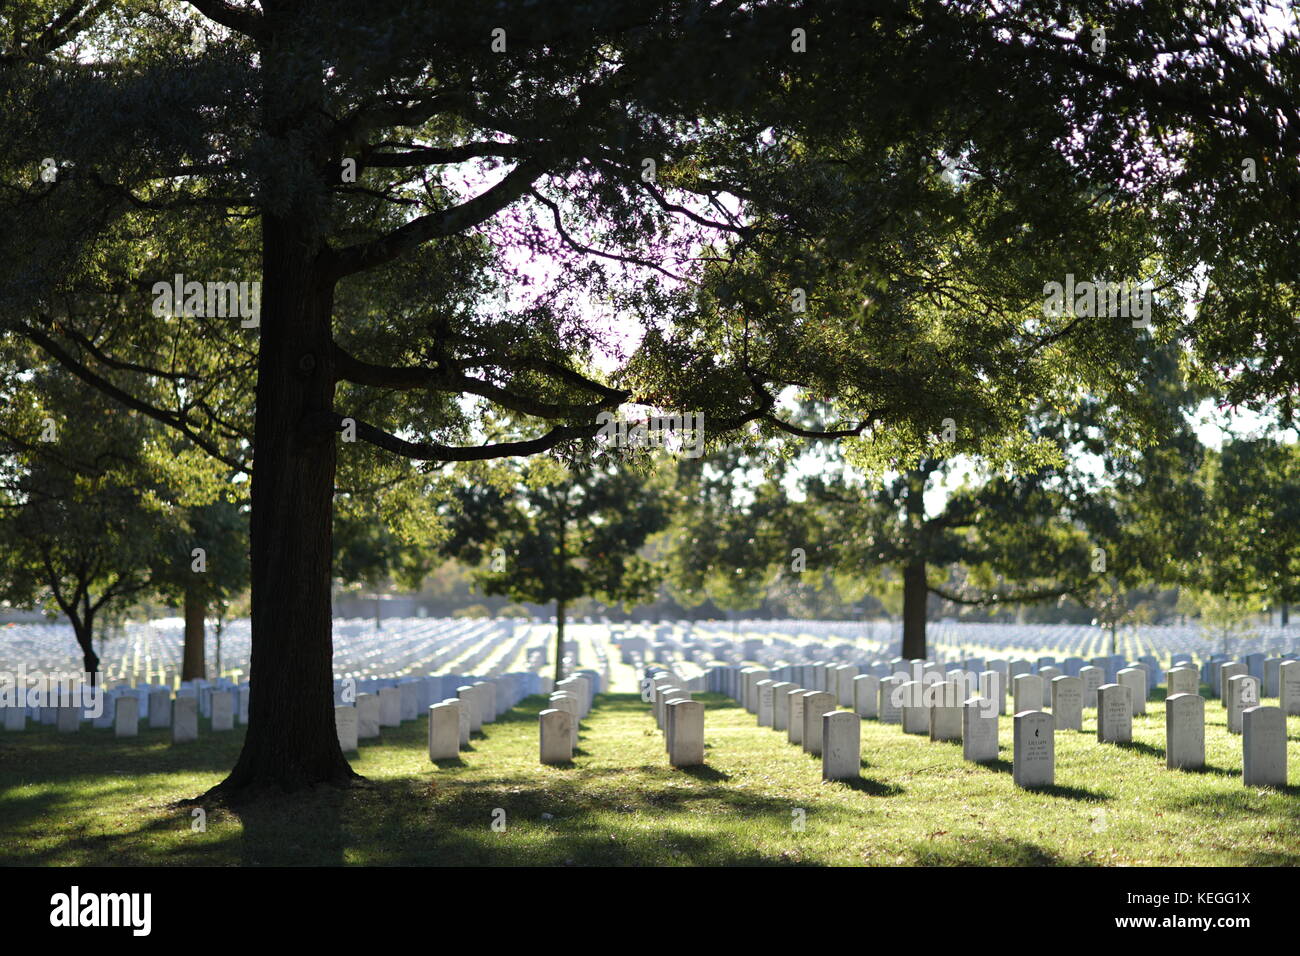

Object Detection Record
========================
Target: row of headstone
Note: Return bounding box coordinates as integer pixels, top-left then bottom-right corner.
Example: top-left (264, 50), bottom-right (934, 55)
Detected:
top-left (642, 670), bottom-right (705, 767)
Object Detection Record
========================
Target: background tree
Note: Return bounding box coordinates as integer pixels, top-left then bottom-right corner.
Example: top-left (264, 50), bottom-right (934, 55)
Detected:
top-left (442, 456), bottom-right (669, 683)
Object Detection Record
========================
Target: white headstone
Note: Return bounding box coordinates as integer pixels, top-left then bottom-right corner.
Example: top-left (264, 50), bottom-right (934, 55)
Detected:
top-left (172, 695), bottom-right (198, 743)
top-left (539, 707), bottom-right (573, 764)
top-left (1050, 675), bottom-right (1083, 731)
top-left (801, 691), bottom-right (837, 755)
top-left (979, 670), bottom-right (1005, 715)
top-left (3, 703), bottom-right (26, 732)
top-left (380, 686), bottom-right (403, 728)
top-left (771, 681), bottom-right (796, 731)
top-left (787, 688), bottom-right (807, 745)
top-left (836, 665), bottom-right (859, 708)
top-left (667, 699), bottom-right (705, 767)
top-left (1096, 683), bottom-right (1132, 743)
top-left (1013, 710), bottom-right (1054, 788)
top-left (1167, 667), bottom-right (1199, 698)
top-left (1242, 705), bottom-right (1286, 787)
top-left (822, 711), bottom-right (860, 780)
top-left (428, 701), bottom-right (460, 760)
top-left (1079, 666), bottom-right (1104, 709)
top-left (335, 705), bottom-right (358, 752)
top-left (56, 706), bottom-right (81, 733)
top-left (1281, 660), bottom-right (1300, 717)
top-left (853, 674), bottom-right (880, 719)
top-left (1013, 674), bottom-right (1043, 715)
top-left (878, 676), bottom-right (903, 724)
top-left (1226, 674), bottom-right (1260, 735)
top-left (114, 695), bottom-right (139, 738)
top-left (962, 697), bottom-right (998, 763)
top-left (900, 681), bottom-right (928, 734)
top-left (356, 693), bottom-right (381, 739)
top-left (1116, 667), bottom-right (1147, 716)
top-left (148, 690), bottom-right (172, 729)
top-left (1165, 692), bottom-right (1204, 770)
top-left (211, 690), bottom-right (234, 731)
top-left (756, 679), bottom-right (776, 727)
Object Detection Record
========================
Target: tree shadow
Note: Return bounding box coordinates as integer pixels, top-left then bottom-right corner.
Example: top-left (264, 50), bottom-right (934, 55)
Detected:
top-left (830, 775), bottom-right (904, 796)
top-left (1028, 783), bottom-right (1109, 801)
top-left (431, 757), bottom-right (467, 769)
top-left (676, 764), bottom-right (730, 782)
top-left (1116, 739), bottom-right (1165, 759)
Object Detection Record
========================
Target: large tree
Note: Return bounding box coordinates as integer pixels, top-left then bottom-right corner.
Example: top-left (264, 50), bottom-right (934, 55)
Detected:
top-left (2, 1), bottom-right (1296, 796)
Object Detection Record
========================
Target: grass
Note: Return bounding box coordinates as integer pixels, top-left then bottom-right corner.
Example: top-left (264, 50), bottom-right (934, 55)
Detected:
top-left (1, 689), bottom-right (1297, 866)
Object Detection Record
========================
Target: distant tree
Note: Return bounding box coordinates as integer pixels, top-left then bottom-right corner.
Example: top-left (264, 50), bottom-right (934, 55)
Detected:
top-left (442, 457), bottom-right (669, 683)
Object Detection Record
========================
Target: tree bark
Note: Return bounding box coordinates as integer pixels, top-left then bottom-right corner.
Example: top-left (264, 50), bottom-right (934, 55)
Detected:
top-left (901, 560), bottom-right (928, 660)
top-left (72, 619), bottom-right (99, 687)
top-left (182, 583), bottom-right (206, 681)
top-left (554, 597), bottom-right (567, 685)
top-left (205, 35), bottom-right (357, 798)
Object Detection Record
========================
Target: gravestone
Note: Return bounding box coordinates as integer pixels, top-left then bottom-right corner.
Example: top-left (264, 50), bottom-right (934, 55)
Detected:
top-left (380, 686), bottom-right (404, 728)
top-left (449, 696), bottom-right (471, 748)
top-left (1217, 661), bottom-right (1246, 700)
top-left (836, 665), bottom-right (859, 708)
top-left (1280, 660), bottom-right (1300, 716)
top-left (1079, 666), bottom-right (1104, 709)
top-left (801, 691), bottom-right (837, 755)
top-left (1241, 706), bottom-right (1286, 787)
top-left (962, 697), bottom-right (998, 763)
top-left (356, 693), bottom-right (381, 739)
top-left (429, 702), bottom-right (460, 760)
top-left (114, 695), bottom-right (139, 738)
top-left (930, 703), bottom-right (962, 742)
top-left (1096, 683), bottom-right (1132, 743)
top-left (787, 688), bottom-right (807, 745)
top-left (335, 705), bottom-right (358, 752)
top-left (1165, 692), bottom-right (1205, 770)
top-left (1117, 667), bottom-right (1147, 716)
top-left (668, 699), bottom-right (705, 767)
top-left (1167, 667), bottom-right (1199, 698)
top-left (771, 681), bottom-right (795, 731)
top-left (878, 676), bottom-right (903, 724)
top-left (1263, 657), bottom-right (1284, 698)
top-left (900, 681), bottom-right (929, 734)
top-left (1013, 710), bottom-right (1054, 788)
top-left (56, 706), bottom-right (80, 733)
top-left (2, 704), bottom-right (25, 732)
top-left (1051, 675), bottom-right (1083, 731)
top-left (238, 686), bottom-right (250, 724)
top-left (538, 707), bottom-right (573, 764)
top-left (550, 693), bottom-right (580, 748)
top-left (1226, 674), bottom-right (1260, 734)
top-left (211, 690), bottom-right (234, 731)
top-left (756, 679), bottom-right (776, 727)
top-left (172, 696), bottom-right (198, 743)
top-left (853, 674), bottom-right (880, 719)
top-left (1037, 666), bottom-right (1061, 707)
top-left (148, 690), bottom-right (172, 729)
top-left (822, 711), bottom-right (860, 781)
top-left (979, 671), bottom-right (1005, 715)
top-left (1013, 674), bottom-right (1043, 715)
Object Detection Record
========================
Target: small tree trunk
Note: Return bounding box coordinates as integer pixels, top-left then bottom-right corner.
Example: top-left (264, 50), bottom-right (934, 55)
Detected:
top-left (554, 598), bottom-right (567, 685)
top-left (1281, 602), bottom-right (1290, 627)
top-left (901, 560), bottom-right (928, 660)
top-left (73, 620), bottom-right (99, 687)
top-left (182, 584), bottom-right (206, 681)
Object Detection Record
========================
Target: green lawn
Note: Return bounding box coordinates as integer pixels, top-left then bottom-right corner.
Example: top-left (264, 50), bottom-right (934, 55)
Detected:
top-left (1, 690), bottom-right (1297, 866)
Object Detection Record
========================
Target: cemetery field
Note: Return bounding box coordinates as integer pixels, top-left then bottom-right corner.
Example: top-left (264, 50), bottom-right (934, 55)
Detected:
top-left (1, 691), bottom-right (1297, 867)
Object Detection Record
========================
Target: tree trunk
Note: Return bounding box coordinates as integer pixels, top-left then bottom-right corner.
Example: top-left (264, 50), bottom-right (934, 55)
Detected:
top-left (72, 619), bottom-right (99, 687)
top-left (182, 583), bottom-right (206, 681)
top-left (208, 215), bottom-right (355, 797)
top-left (1281, 602), bottom-right (1290, 627)
top-left (554, 598), bottom-right (567, 685)
top-left (901, 560), bottom-right (928, 660)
